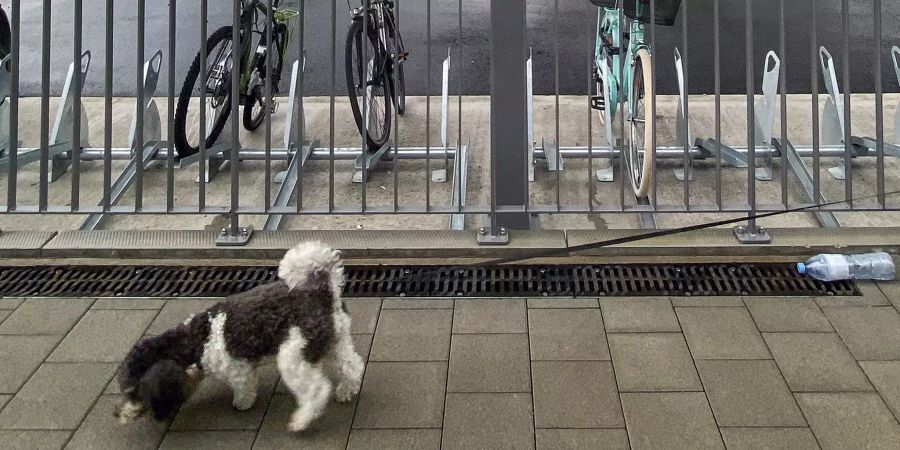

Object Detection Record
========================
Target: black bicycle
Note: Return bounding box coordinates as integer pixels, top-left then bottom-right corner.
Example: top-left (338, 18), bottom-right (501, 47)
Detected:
top-left (345, 0), bottom-right (407, 152)
top-left (0, 3), bottom-right (10, 63)
top-left (174, 0), bottom-right (298, 158)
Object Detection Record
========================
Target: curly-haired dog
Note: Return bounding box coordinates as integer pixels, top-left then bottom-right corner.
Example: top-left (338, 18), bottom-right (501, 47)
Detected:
top-left (115, 242), bottom-right (364, 432)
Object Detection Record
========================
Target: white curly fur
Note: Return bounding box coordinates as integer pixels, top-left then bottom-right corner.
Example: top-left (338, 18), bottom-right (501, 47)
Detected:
top-left (278, 241), bottom-right (345, 306)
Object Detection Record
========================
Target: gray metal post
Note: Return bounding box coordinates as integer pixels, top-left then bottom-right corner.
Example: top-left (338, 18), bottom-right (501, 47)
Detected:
top-left (482, 0), bottom-right (529, 245)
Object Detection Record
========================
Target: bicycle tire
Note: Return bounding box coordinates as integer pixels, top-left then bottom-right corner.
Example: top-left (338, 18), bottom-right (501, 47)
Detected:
top-left (243, 85), bottom-right (266, 131)
top-left (0, 8), bottom-right (10, 63)
top-left (627, 48), bottom-right (655, 199)
top-left (394, 62), bottom-right (406, 115)
top-left (345, 19), bottom-right (393, 152)
top-left (174, 26), bottom-right (235, 158)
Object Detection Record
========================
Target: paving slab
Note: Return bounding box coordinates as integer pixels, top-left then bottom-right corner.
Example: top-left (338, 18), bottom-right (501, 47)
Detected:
top-left (764, 333), bottom-right (872, 392)
top-left (527, 298), bottom-right (599, 309)
top-left (381, 298), bottom-right (454, 309)
top-left (91, 298), bottom-right (166, 310)
top-left (158, 431), bottom-right (257, 450)
top-left (677, 307), bottom-right (770, 359)
top-left (744, 297), bottom-right (833, 332)
top-left (254, 394), bottom-right (355, 450)
top-left (796, 393), bottom-right (900, 450)
top-left (453, 299), bottom-right (527, 334)
top-left (0, 299), bottom-right (24, 310)
top-left (145, 299), bottom-right (220, 335)
top-left (48, 309), bottom-right (157, 362)
top-left (696, 360), bottom-right (806, 427)
top-left (719, 427), bottom-right (820, 450)
top-left (528, 309), bottom-right (609, 361)
top-left (600, 298), bottom-right (681, 332)
top-left (346, 429), bottom-right (441, 450)
top-left (0, 395), bottom-right (8, 412)
top-left (0, 430), bottom-right (71, 450)
top-left (816, 282), bottom-right (890, 308)
top-left (447, 334), bottom-right (530, 393)
top-left (353, 362), bottom-right (447, 429)
top-left (859, 361), bottom-right (900, 421)
top-left (532, 361), bottom-right (623, 428)
top-left (369, 309), bottom-right (451, 361)
top-left (0, 310), bottom-right (9, 325)
top-left (0, 298), bottom-right (93, 335)
top-left (65, 394), bottom-right (168, 450)
top-left (671, 296), bottom-right (744, 307)
top-left (0, 362), bottom-right (116, 429)
top-left (535, 429), bottom-right (630, 450)
top-left (608, 333), bottom-right (701, 392)
top-left (442, 393), bottom-right (534, 450)
top-left (0, 335), bottom-right (61, 393)
top-left (879, 282), bottom-right (900, 311)
top-left (621, 392), bottom-right (724, 450)
top-left (823, 306), bottom-right (900, 360)
top-left (345, 299), bottom-right (382, 335)
top-left (170, 365), bottom-right (278, 431)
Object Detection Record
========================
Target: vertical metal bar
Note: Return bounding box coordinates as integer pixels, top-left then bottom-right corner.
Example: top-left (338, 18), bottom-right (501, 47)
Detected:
top-left (489, 0), bottom-right (529, 230)
top-left (714, 0), bottom-right (722, 209)
top-left (264, 0), bottom-right (272, 212)
top-left (874, 0), bottom-right (885, 207)
top-left (681, 0), bottom-right (690, 209)
top-left (39, 0), bottom-right (50, 211)
top-left (135, 0), bottom-right (145, 211)
top-left (779, 0), bottom-right (788, 209)
top-left (103, 0), bottom-right (113, 210)
top-left (296, 0), bottom-right (304, 213)
top-left (457, 0), bottom-right (464, 217)
top-left (746, 0), bottom-right (757, 225)
top-left (230, 0), bottom-right (240, 230)
top-left (199, 0), bottom-right (208, 211)
top-left (167, 0), bottom-right (176, 212)
top-left (361, 0), bottom-right (368, 212)
top-left (392, 0), bottom-right (399, 213)
top-left (6, 0), bottom-right (19, 210)
top-left (811, 0), bottom-right (820, 203)
top-left (71, 0), bottom-right (83, 211)
top-left (329, 0), bottom-right (336, 213)
top-left (617, 7), bottom-right (624, 211)
top-left (554, 0), bottom-right (561, 211)
top-left (840, 0), bottom-right (852, 206)
top-left (425, 0), bottom-right (431, 212)
top-left (587, 54), bottom-right (594, 212)
top-left (650, 0), bottom-right (657, 208)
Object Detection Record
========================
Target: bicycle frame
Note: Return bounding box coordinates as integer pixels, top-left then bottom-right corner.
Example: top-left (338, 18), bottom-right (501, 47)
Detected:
top-left (594, 4), bottom-right (648, 118)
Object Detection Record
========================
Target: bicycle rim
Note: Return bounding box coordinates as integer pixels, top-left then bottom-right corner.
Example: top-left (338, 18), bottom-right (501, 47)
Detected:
top-left (346, 20), bottom-right (392, 151)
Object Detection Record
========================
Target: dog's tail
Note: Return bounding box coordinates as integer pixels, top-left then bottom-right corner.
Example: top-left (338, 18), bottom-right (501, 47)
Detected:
top-left (278, 241), bottom-right (344, 302)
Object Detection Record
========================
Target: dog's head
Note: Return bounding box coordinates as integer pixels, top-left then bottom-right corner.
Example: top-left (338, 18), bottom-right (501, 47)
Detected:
top-left (115, 360), bottom-right (203, 424)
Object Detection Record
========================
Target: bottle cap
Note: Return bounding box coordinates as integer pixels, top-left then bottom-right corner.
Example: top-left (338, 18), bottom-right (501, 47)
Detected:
top-left (797, 263), bottom-right (807, 275)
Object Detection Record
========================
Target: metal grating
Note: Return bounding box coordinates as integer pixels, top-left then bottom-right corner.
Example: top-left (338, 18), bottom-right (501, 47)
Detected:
top-left (0, 264), bottom-right (858, 298)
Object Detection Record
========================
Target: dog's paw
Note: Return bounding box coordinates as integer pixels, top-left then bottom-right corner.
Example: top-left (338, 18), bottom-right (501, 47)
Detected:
top-left (334, 382), bottom-right (360, 403)
top-left (287, 410), bottom-right (314, 432)
top-left (232, 394), bottom-right (257, 411)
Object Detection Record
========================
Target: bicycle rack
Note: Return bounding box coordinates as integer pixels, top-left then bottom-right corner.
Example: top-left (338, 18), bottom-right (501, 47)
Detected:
top-left (673, 48), bottom-right (694, 182)
top-left (80, 50), bottom-right (164, 231)
top-left (895, 46), bottom-right (900, 146)
top-left (0, 54), bottom-right (12, 159)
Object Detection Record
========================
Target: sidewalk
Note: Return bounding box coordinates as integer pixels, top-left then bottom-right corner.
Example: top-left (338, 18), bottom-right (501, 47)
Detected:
top-left (1, 282), bottom-right (900, 449)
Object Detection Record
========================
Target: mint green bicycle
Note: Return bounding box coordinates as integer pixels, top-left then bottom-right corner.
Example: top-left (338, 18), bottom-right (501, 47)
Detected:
top-left (591, 0), bottom-right (680, 198)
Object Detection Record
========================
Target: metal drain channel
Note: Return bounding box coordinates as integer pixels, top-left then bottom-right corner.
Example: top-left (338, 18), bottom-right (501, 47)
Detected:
top-left (0, 264), bottom-right (857, 298)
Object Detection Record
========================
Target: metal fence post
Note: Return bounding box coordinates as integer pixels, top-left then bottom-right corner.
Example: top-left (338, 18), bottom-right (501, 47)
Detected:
top-left (481, 0), bottom-right (530, 245)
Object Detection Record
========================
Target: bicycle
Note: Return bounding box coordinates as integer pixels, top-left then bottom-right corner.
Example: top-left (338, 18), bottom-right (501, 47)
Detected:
top-left (590, 0), bottom-right (680, 198)
top-left (174, 0), bottom-right (299, 158)
top-left (345, 0), bottom-right (407, 153)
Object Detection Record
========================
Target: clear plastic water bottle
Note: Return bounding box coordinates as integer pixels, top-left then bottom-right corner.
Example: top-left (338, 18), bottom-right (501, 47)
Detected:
top-left (797, 252), bottom-right (896, 282)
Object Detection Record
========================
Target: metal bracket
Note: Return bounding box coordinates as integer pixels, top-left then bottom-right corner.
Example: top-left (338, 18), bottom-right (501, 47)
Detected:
top-left (216, 226), bottom-right (254, 246)
top-left (449, 142), bottom-right (469, 230)
top-left (49, 51), bottom-right (92, 181)
top-left (352, 140), bottom-right (393, 184)
top-left (733, 224), bottom-right (772, 245)
top-left (542, 138), bottom-right (564, 171)
top-left (775, 138), bottom-right (841, 229)
top-left (477, 227), bottom-right (510, 246)
top-left (527, 48), bottom-right (535, 182)
top-left (0, 54), bottom-right (10, 157)
top-left (80, 142), bottom-right (163, 231)
top-left (752, 51), bottom-right (781, 181)
top-left (673, 48), bottom-right (694, 182)
top-left (430, 48), bottom-right (453, 183)
top-left (893, 46), bottom-right (900, 146)
top-left (819, 47), bottom-right (851, 180)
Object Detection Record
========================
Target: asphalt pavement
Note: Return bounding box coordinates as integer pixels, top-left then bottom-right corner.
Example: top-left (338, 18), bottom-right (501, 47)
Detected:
top-left (11, 0), bottom-right (900, 97)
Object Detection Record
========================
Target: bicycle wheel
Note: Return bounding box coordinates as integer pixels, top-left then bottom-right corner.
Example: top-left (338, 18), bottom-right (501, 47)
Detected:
top-left (345, 19), bottom-right (393, 152)
top-left (394, 62), bottom-right (406, 115)
top-left (243, 85), bottom-right (266, 131)
top-left (174, 26), bottom-right (236, 158)
top-left (626, 48), bottom-right (655, 198)
top-left (0, 8), bottom-right (10, 63)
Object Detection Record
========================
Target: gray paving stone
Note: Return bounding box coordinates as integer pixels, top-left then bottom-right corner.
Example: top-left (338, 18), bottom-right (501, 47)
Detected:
top-left (353, 362), bottom-right (447, 429)
top-left (601, 298), bottom-right (681, 332)
top-left (145, 299), bottom-right (219, 336)
top-left (532, 361), bottom-right (622, 428)
top-left (608, 333), bottom-right (701, 392)
top-left (442, 393), bottom-right (534, 450)
top-left (529, 309), bottom-right (609, 361)
top-left (823, 306), bottom-right (900, 360)
top-left (671, 296), bottom-right (744, 307)
top-left (0, 298), bottom-right (93, 335)
top-left (0, 362), bottom-right (116, 429)
top-left (535, 429), bottom-right (630, 450)
top-left (370, 309), bottom-right (451, 361)
top-left (159, 431), bottom-right (257, 450)
top-left (797, 393), bottom-right (900, 450)
top-left (253, 394), bottom-right (355, 450)
top-left (170, 365), bottom-right (278, 431)
top-left (527, 298), bottom-right (599, 309)
top-left (48, 310), bottom-right (157, 362)
top-left (382, 298), bottom-right (453, 309)
top-left (0, 335), bottom-right (61, 393)
top-left (880, 281), bottom-right (900, 311)
top-left (0, 298), bottom-right (24, 310)
top-left (860, 361), bottom-right (900, 421)
top-left (447, 334), bottom-right (530, 393)
top-left (621, 392), bottom-right (725, 450)
top-left (347, 429), bottom-right (441, 450)
top-left (696, 360), bottom-right (806, 427)
top-left (719, 428), bottom-right (820, 450)
top-left (91, 298), bottom-right (166, 310)
top-left (744, 297), bottom-right (833, 332)
top-left (0, 430), bottom-right (70, 450)
top-left (764, 333), bottom-right (871, 392)
top-left (0, 310), bottom-right (9, 325)
top-left (677, 307), bottom-right (770, 359)
top-left (0, 395), bottom-right (9, 411)
top-left (65, 395), bottom-right (168, 450)
top-left (346, 299), bottom-right (382, 334)
top-left (276, 334), bottom-right (372, 394)
top-left (453, 299), bottom-right (527, 333)
top-left (816, 282), bottom-right (890, 307)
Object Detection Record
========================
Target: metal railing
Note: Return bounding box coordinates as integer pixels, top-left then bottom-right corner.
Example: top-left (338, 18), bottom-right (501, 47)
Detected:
top-left (0, 0), bottom-right (897, 246)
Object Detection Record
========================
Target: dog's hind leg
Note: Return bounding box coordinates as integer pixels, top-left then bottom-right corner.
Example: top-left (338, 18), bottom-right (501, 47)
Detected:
top-left (278, 327), bottom-right (332, 432)
top-left (324, 311), bottom-right (364, 403)
top-left (224, 359), bottom-right (258, 411)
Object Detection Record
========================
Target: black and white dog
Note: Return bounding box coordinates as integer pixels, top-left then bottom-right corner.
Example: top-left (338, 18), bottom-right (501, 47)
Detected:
top-left (115, 242), bottom-right (364, 432)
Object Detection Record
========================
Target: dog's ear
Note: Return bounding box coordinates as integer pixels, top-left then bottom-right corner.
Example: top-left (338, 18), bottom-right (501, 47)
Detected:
top-left (138, 360), bottom-right (190, 421)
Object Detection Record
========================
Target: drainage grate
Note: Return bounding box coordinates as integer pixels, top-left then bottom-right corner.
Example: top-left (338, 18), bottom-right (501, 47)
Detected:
top-left (0, 264), bottom-right (857, 298)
